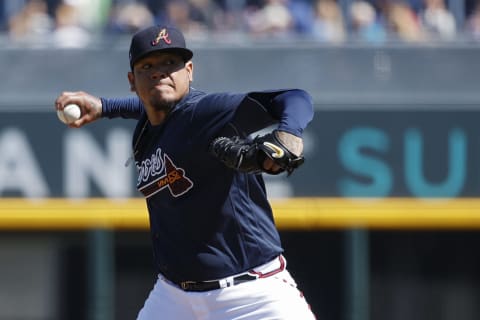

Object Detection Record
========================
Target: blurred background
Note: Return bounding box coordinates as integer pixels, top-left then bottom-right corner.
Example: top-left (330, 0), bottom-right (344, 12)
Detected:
top-left (1, 0), bottom-right (480, 319)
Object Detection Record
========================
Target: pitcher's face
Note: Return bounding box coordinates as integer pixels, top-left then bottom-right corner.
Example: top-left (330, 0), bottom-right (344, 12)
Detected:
top-left (128, 52), bottom-right (193, 112)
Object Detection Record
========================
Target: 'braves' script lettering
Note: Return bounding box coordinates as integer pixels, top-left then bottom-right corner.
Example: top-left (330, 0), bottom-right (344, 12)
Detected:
top-left (136, 148), bottom-right (165, 185)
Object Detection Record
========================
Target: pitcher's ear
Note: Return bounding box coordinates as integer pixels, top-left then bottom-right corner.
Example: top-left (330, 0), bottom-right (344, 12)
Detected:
top-left (185, 61), bottom-right (193, 82)
top-left (128, 72), bottom-right (135, 92)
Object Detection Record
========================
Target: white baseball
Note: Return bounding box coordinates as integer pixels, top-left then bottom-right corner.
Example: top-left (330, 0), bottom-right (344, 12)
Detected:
top-left (57, 104), bottom-right (81, 124)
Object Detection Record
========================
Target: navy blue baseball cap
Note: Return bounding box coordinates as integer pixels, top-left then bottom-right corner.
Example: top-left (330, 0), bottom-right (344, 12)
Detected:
top-left (129, 25), bottom-right (193, 69)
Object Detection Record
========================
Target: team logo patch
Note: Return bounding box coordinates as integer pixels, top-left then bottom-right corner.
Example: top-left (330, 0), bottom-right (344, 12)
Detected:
top-left (137, 148), bottom-right (193, 198)
top-left (151, 28), bottom-right (172, 46)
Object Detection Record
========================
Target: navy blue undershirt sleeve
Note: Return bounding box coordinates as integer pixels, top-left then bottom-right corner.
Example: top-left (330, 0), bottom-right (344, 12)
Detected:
top-left (247, 89), bottom-right (314, 137)
top-left (100, 96), bottom-right (144, 120)
top-left (99, 89), bottom-right (314, 137)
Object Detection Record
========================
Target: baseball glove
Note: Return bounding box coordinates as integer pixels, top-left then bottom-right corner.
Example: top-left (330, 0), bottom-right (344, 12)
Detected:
top-left (209, 130), bottom-right (304, 176)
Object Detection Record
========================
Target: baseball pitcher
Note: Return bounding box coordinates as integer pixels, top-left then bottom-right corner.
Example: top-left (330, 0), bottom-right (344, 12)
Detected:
top-left (55, 25), bottom-right (316, 320)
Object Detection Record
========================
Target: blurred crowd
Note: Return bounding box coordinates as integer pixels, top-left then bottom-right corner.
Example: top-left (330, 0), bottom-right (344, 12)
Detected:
top-left (1, 0), bottom-right (480, 48)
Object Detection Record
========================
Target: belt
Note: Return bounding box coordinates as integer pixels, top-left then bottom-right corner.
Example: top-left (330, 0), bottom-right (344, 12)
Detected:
top-left (179, 273), bottom-right (258, 292)
top-left (177, 255), bottom-right (286, 292)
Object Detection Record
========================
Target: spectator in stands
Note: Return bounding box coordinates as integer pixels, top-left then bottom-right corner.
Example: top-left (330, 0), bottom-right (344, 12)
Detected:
top-left (349, 0), bottom-right (387, 43)
top-left (0, 1), bottom-right (11, 31)
top-left (465, 1), bottom-right (480, 40)
top-left (8, 0), bottom-right (53, 44)
top-left (188, 0), bottom-right (226, 32)
top-left (52, 2), bottom-right (91, 48)
top-left (1, 1), bottom-right (32, 31)
top-left (61, 0), bottom-right (110, 31)
top-left (384, 0), bottom-right (426, 42)
top-left (418, 0), bottom-right (456, 40)
top-left (287, 0), bottom-right (315, 34)
top-left (107, 2), bottom-right (154, 34)
top-left (311, 0), bottom-right (346, 43)
top-left (164, 0), bottom-right (193, 31)
top-left (243, 0), bottom-right (295, 38)
top-left (163, 0), bottom-right (209, 37)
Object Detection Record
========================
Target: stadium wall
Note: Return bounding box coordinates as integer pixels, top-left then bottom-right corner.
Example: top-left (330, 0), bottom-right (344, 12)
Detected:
top-left (0, 44), bottom-right (479, 320)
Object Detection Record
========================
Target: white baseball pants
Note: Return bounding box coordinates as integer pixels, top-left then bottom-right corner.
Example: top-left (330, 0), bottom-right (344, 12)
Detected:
top-left (136, 258), bottom-right (316, 320)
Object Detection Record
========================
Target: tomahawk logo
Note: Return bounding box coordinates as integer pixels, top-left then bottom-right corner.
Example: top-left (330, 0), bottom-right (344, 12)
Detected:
top-left (157, 154), bottom-right (193, 197)
top-left (137, 149), bottom-right (193, 198)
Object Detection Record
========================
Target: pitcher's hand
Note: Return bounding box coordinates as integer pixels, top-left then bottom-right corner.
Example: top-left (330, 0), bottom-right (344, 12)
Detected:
top-left (55, 91), bottom-right (102, 128)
